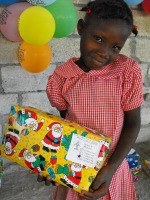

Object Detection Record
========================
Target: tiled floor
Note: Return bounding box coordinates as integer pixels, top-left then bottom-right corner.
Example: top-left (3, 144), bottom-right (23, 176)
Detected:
top-left (0, 141), bottom-right (149, 200)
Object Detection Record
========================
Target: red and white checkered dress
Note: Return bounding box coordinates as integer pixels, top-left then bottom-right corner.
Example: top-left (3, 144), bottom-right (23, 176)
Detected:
top-left (46, 55), bottom-right (144, 200)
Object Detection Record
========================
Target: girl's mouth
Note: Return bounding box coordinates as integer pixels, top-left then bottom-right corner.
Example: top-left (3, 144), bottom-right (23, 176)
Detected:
top-left (91, 57), bottom-right (106, 68)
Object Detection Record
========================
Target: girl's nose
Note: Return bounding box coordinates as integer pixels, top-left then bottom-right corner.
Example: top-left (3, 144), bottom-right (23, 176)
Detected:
top-left (98, 45), bottom-right (109, 59)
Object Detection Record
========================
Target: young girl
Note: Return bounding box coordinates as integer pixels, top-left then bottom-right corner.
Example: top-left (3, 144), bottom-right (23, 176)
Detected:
top-left (38, 0), bottom-right (144, 199)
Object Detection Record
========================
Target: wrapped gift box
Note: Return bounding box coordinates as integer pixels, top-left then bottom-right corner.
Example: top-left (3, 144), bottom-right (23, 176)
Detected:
top-left (126, 148), bottom-right (142, 182)
top-left (143, 160), bottom-right (150, 177)
top-left (0, 105), bottom-right (111, 192)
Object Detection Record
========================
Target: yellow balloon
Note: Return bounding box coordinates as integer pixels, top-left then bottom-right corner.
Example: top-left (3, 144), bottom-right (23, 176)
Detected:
top-left (18, 41), bottom-right (52, 73)
top-left (18, 6), bottom-right (55, 45)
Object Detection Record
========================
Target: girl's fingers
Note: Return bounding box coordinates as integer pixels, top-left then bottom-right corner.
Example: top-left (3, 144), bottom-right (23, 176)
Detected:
top-left (46, 176), bottom-right (60, 186)
top-left (29, 170), bottom-right (36, 174)
top-left (80, 191), bottom-right (92, 200)
top-left (45, 176), bottom-right (56, 186)
top-left (37, 173), bottom-right (46, 182)
top-left (45, 178), bottom-right (52, 186)
top-left (37, 173), bottom-right (58, 187)
top-left (55, 182), bottom-right (60, 186)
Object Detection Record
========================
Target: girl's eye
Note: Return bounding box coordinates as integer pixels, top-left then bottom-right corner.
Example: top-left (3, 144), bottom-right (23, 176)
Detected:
top-left (94, 36), bottom-right (102, 43)
top-left (113, 45), bottom-right (121, 51)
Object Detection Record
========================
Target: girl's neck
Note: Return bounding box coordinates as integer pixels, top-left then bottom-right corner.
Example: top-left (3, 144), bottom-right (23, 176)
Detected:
top-left (75, 58), bottom-right (91, 73)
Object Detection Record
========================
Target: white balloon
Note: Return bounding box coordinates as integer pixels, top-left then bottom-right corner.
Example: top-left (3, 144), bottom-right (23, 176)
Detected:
top-left (26, 0), bottom-right (56, 6)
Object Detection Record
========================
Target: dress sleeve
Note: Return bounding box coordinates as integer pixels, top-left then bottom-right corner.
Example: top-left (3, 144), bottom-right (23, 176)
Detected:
top-left (121, 61), bottom-right (144, 111)
top-left (46, 72), bottom-right (67, 111)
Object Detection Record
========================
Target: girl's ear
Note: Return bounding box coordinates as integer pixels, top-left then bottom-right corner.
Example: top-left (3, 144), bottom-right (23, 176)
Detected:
top-left (77, 19), bottom-right (86, 36)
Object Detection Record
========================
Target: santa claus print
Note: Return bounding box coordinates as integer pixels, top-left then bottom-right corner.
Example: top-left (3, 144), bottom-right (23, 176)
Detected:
top-left (59, 162), bottom-right (82, 189)
top-left (94, 139), bottom-right (110, 171)
top-left (18, 148), bottom-right (46, 173)
top-left (17, 109), bottom-right (44, 132)
top-left (8, 106), bottom-right (17, 126)
top-left (4, 130), bottom-right (20, 156)
top-left (41, 122), bottom-right (63, 153)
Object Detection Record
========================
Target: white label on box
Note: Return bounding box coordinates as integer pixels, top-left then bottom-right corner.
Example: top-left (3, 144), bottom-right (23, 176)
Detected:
top-left (66, 134), bottom-right (102, 168)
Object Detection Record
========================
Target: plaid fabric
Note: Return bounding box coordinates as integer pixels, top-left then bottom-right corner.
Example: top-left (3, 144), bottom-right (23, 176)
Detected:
top-left (47, 55), bottom-right (144, 200)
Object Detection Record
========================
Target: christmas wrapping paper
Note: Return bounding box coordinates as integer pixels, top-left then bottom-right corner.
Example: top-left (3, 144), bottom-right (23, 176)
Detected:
top-left (143, 159), bottom-right (150, 177)
top-left (0, 105), bottom-right (111, 192)
top-left (0, 159), bottom-right (4, 188)
top-left (126, 148), bottom-right (142, 182)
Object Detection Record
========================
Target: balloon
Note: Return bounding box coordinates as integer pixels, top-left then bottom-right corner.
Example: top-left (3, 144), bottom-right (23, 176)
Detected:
top-left (18, 6), bottom-right (55, 45)
top-left (44, 0), bottom-right (78, 38)
top-left (142, 0), bottom-right (150, 14)
top-left (0, 0), bottom-right (19, 5)
top-left (124, 0), bottom-right (143, 6)
top-left (18, 42), bottom-right (52, 73)
top-left (0, 2), bottom-right (32, 42)
top-left (27, 0), bottom-right (56, 6)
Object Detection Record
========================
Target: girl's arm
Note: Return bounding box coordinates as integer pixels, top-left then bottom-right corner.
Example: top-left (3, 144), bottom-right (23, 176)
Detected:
top-left (107, 106), bottom-right (141, 172)
top-left (80, 106), bottom-right (141, 199)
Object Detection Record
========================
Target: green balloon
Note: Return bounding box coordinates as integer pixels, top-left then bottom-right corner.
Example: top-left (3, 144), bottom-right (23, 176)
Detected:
top-left (44, 0), bottom-right (78, 38)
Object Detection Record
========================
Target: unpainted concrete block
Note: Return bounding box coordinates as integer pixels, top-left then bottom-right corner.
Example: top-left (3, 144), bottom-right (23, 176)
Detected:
top-left (141, 106), bottom-right (150, 125)
top-left (0, 94), bottom-right (18, 114)
top-left (2, 64), bottom-right (56, 93)
top-left (50, 38), bottom-right (80, 63)
top-left (135, 38), bottom-right (150, 62)
top-left (136, 125), bottom-right (150, 143)
top-left (22, 92), bottom-right (59, 116)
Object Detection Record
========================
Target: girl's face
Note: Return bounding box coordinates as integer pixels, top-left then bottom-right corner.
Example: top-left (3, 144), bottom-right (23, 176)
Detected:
top-left (77, 18), bottom-right (131, 72)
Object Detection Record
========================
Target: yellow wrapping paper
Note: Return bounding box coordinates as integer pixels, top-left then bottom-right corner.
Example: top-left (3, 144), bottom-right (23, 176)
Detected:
top-left (0, 105), bottom-right (111, 193)
top-left (143, 160), bottom-right (150, 177)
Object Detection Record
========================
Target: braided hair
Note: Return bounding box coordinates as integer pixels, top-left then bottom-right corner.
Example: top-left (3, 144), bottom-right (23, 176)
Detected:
top-left (81, 0), bottom-right (138, 36)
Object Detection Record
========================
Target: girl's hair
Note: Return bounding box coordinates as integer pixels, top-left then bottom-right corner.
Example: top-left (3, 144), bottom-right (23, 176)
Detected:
top-left (81, 0), bottom-right (138, 36)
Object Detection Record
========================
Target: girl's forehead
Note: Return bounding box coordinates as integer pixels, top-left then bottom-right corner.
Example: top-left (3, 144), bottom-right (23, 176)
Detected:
top-left (86, 18), bottom-right (130, 39)
top-left (87, 18), bottom-right (128, 30)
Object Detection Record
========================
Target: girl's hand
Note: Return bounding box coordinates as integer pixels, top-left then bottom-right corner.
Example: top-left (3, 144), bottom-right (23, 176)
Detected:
top-left (79, 165), bottom-right (115, 200)
top-left (37, 172), bottom-right (59, 186)
top-left (37, 173), bottom-right (68, 200)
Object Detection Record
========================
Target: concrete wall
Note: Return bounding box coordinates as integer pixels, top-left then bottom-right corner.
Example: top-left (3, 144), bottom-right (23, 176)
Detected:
top-left (0, 0), bottom-right (150, 147)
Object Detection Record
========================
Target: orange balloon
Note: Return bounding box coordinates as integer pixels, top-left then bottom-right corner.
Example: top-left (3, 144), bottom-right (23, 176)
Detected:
top-left (18, 41), bottom-right (52, 73)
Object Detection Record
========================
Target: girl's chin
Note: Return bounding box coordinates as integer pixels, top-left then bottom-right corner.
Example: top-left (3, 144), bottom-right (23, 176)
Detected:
top-left (88, 62), bottom-right (106, 70)
top-left (93, 59), bottom-right (104, 66)
top-left (89, 58), bottom-right (109, 69)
